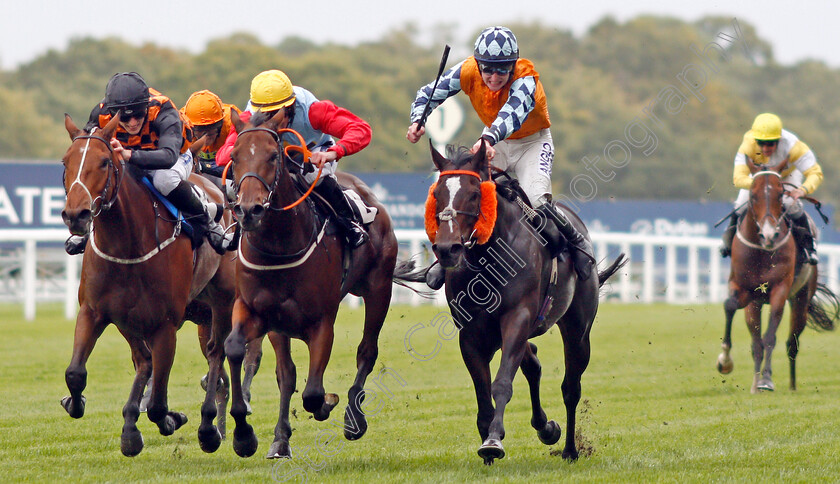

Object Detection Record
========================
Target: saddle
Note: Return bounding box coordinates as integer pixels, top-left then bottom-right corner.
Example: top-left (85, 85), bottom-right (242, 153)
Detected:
top-left (137, 174), bottom-right (203, 250)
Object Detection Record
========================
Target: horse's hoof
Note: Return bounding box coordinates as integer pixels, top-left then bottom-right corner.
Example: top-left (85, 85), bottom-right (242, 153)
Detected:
top-left (478, 439), bottom-right (505, 465)
top-left (266, 440), bottom-right (292, 459)
top-left (716, 355), bottom-right (734, 374)
top-left (159, 412), bottom-right (188, 436)
top-left (344, 405), bottom-right (368, 441)
top-left (198, 425), bottom-right (222, 453)
top-left (538, 420), bottom-right (562, 445)
top-left (121, 428), bottom-right (144, 457)
top-left (562, 448), bottom-right (580, 461)
top-left (757, 379), bottom-right (775, 392)
top-left (233, 424), bottom-right (258, 458)
top-left (60, 395), bottom-right (86, 419)
top-left (245, 400), bottom-right (253, 416)
top-left (312, 393), bottom-right (340, 422)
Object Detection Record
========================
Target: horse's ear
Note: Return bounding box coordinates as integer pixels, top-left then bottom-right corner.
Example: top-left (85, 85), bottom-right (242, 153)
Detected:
top-left (189, 135), bottom-right (207, 157)
top-left (429, 139), bottom-right (447, 171)
top-left (472, 138), bottom-right (488, 176)
top-left (64, 113), bottom-right (83, 140)
top-left (265, 109), bottom-right (285, 131)
top-left (232, 109), bottom-right (244, 133)
top-left (102, 112), bottom-right (121, 140)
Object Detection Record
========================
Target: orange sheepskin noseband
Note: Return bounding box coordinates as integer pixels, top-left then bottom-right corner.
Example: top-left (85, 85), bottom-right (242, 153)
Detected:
top-left (424, 173), bottom-right (497, 245)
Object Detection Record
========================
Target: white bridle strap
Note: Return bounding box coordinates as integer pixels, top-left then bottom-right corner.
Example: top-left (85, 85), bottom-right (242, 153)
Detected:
top-left (237, 220), bottom-right (328, 271)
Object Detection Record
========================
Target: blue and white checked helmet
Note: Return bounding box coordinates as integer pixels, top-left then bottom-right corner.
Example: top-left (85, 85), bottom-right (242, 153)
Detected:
top-left (473, 26), bottom-right (519, 63)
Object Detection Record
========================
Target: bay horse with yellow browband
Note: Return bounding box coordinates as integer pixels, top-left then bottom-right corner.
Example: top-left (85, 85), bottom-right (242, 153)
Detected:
top-left (717, 161), bottom-right (839, 392)
top-left (426, 143), bottom-right (626, 464)
top-left (61, 113), bottom-right (240, 456)
top-left (223, 110), bottom-right (421, 459)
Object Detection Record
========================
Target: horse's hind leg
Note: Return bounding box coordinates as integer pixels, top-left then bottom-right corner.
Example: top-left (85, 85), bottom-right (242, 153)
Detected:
top-left (787, 284), bottom-right (811, 391)
top-left (520, 342), bottom-right (561, 445)
top-left (242, 334), bottom-right (266, 415)
top-left (146, 324), bottom-right (188, 437)
top-left (556, 311), bottom-right (594, 461)
top-left (301, 319), bottom-right (339, 422)
top-left (267, 333), bottom-right (296, 459)
top-left (119, 333), bottom-right (152, 457)
top-left (198, 305), bottom-right (232, 453)
top-left (344, 286), bottom-right (391, 441)
top-left (61, 305), bottom-right (107, 419)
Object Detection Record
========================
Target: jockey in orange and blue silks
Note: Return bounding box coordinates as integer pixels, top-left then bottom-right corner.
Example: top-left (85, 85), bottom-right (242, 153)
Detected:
top-left (720, 113), bottom-right (823, 264)
top-left (65, 72), bottom-right (233, 256)
top-left (407, 26), bottom-right (594, 286)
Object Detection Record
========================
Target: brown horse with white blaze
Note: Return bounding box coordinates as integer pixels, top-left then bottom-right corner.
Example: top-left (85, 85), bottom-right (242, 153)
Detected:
top-left (717, 162), bottom-right (839, 392)
top-left (223, 110), bottom-right (419, 459)
top-left (60, 113), bottom-right (237, 456)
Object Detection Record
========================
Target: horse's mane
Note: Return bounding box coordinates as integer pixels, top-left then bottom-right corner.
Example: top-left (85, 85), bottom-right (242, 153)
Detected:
top-left (249, 110), bottom-right (273, 127)
top-left (441, 145), bottom-right (474, 169)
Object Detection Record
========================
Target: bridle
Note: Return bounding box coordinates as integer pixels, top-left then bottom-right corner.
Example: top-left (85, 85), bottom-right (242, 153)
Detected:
top-left (739, 170), bottom-right (791, 251)
top-left (66, 130), bottom-right (124, 217)
top-left (436, 169), bottom-right (484, 249)
top-left (230, 127), bottom-right (320, 211)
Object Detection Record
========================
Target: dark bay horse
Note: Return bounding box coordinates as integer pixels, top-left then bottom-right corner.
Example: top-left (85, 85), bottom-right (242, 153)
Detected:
top-left (426, 143), bottom-right (626, 464)
top-left (61, 113), bottom-right (237, 456)
top-left (717, 164), bottom-right (839, 392)
top-left (223, 111), bottom-right (418, 459)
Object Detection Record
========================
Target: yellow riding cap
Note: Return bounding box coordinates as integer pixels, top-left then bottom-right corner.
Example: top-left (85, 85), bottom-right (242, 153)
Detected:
top-left (749, 113), bottom-right (782, 141)
top-left (250, 70), bottom-right (296, 112)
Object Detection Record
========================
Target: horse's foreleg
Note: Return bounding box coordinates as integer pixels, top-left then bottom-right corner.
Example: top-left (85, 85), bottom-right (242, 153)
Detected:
top-left (520, 342), bottom-right (561, 446)
top-left (146, 323), bottom-right (187, 437)
top-left (62, 305), bottom-right (107, 419)
top-left (758, 288), bottom-right (788, 392)
top-left (478, 314), bottom-right (531, 465)
top-left (267, 333), bottom-right (296, 459)
top-left (744, 302), bottom-right (764, 393)
top-left (302, 320), bottom-right (338, 422)
top-left (719, 290), bottom-right (747, 374)
top-left (225, 299), bottom-right (260, 458)
top-left (344, 287), bottom-right (391, 441)
top-left (119, 333), bottom-right (152, 457)
top-left (459, 333), bottom-right (494, 444)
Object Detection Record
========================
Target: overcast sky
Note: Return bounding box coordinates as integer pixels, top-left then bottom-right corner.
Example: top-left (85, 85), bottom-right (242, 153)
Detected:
top-left (2, 0), bottom-right (838, 70)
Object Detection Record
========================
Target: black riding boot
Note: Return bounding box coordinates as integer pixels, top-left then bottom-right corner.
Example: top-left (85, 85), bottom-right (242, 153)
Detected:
top-left (315, 176), bottom-right (369, 249)
top-left (720, 213), bottom-right (738, 258)
top-left (166, 180), bottom-right (231, 255)
top-left (791, 212), bottom-right (819, 264)
top-left (65, 234), bottom-right (89, 255)
top-left (534, 203), bottom-right (594, 281)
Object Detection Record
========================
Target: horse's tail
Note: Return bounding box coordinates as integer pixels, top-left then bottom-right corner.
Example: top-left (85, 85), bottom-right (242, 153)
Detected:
top-left (806, 282), bottom-right (840, 332)
top-left (392, 259), bottom-right (436, 299)
top-left (597, 253), bottom-right (628, 289)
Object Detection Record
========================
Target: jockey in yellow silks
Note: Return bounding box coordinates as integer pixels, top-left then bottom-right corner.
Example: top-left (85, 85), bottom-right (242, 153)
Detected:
top-left (721, 113), bottom-right (823, 264)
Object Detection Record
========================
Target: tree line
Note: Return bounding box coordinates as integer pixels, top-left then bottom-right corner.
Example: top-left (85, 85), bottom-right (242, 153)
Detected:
top-left (1, 15), bottom-right (838, 206)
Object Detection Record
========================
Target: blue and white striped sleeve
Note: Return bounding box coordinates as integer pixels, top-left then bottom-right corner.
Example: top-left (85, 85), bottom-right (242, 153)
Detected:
top-left (410, 61), bottom-right (465, 123)
top-left (481, 76), bottom-right (537, 145)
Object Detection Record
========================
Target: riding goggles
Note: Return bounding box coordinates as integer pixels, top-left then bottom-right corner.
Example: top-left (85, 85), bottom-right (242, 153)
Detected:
top-left (756, 139), bottom-right (779, 147)
top-left (108, 103), bottom-right (148, 120)
top-left (478, 62), bottom-right (515, 76)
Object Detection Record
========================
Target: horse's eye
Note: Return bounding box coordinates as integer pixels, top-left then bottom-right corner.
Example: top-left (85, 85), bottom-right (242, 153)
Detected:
top-left (100, 157), bottom-right (109, 169)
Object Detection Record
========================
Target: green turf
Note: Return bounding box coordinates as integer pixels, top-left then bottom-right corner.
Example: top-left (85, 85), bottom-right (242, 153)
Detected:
top-left (1, 302), bottom-right (839, 483)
